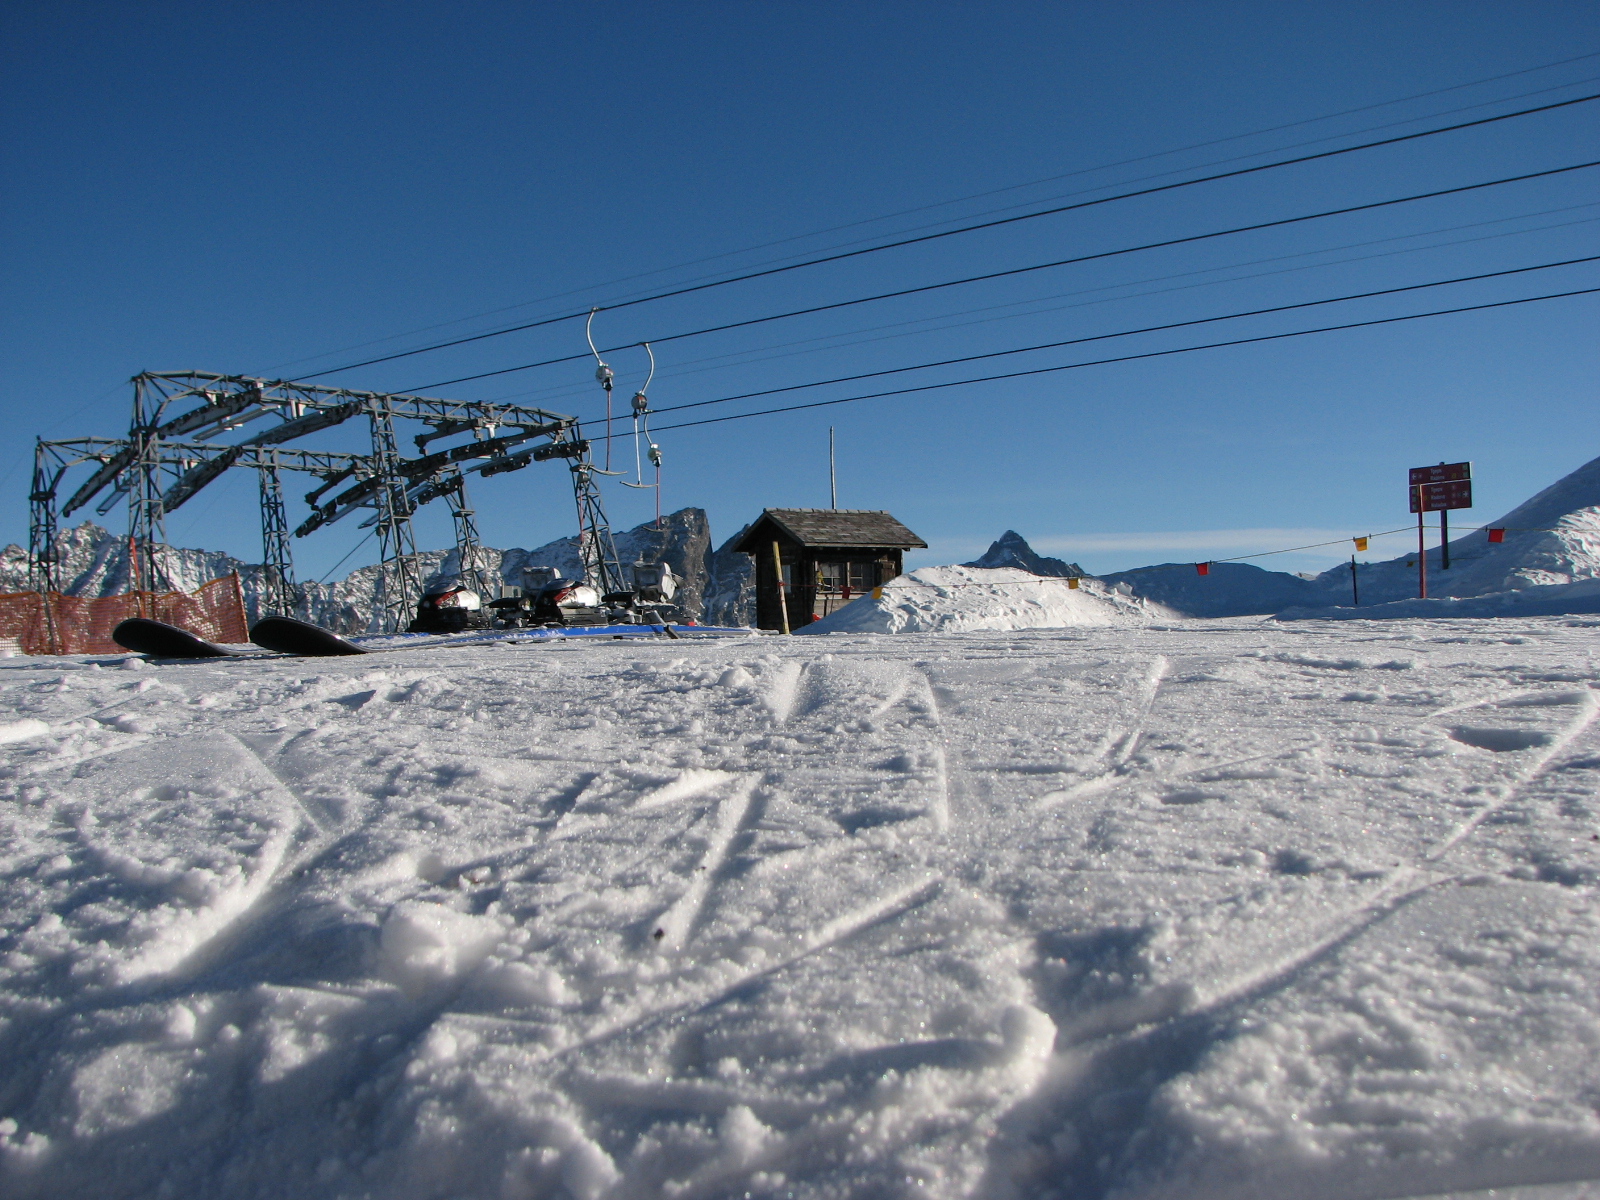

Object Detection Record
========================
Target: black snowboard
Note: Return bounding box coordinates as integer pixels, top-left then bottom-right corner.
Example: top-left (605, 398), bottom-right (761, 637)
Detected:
top-left (249, 616), bottom-right (369, 657)
top-left (112, 618), bottom-right (241, 659)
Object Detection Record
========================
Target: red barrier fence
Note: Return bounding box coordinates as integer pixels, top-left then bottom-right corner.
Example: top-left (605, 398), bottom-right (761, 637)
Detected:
top-left (0, 574), bottom-right (248, 656)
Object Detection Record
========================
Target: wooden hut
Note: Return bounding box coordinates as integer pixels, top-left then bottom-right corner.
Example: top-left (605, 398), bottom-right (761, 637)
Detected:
top-left (734, 509), bottom-right (927, 631)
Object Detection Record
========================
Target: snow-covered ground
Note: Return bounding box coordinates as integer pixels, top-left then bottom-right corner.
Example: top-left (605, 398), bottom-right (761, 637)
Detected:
top-left (4, 616), bottom-right (1600, 1199)
top-left (807, 566), bottom-right (1167, 634)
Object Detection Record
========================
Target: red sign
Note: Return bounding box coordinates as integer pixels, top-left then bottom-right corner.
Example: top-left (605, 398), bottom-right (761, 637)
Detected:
top-left (1411, 479), bottom-right (1473, 513)
top-left (1409, 461), bottom-right (1471, 486)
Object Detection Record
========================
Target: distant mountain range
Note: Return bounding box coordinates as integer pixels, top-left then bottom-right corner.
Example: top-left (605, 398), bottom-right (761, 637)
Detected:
top-left (957, 451), bottom-right (1600, 618)
top-left (12, 450), bottom-right (1600, 629)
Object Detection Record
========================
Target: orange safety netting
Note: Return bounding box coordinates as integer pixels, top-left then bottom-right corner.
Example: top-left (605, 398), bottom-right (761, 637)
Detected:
top-left (0, 574), bottom-right (249, 656)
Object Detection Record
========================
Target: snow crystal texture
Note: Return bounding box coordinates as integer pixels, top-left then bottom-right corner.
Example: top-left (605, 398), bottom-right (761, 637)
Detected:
top-left (4, 615), bottom-right (1600, 1198)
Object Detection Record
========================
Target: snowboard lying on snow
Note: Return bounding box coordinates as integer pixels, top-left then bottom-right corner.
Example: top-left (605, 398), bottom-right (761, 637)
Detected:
top-left (249, 616), bottom-right (367, 656)
top-left (112, 616), bottom-right (752, 660)
top-left (111, 617), bottom-right (247, 659)
top-left (111, 616), bottom-right (360, 660)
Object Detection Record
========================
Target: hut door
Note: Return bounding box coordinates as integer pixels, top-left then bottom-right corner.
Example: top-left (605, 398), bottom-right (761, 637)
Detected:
top-left (816, 561), bottom-right (848, 617)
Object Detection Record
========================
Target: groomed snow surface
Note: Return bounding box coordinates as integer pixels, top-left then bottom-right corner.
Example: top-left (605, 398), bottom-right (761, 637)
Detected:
top-left (5, 617), bottom-right (1600, 1199)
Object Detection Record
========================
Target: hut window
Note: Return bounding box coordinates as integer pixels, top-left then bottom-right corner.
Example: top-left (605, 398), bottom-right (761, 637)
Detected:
top-left (817, 562), bottom-right (846, 592)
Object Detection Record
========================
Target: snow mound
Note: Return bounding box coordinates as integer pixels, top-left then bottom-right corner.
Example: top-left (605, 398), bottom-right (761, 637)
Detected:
top-left (1434, 457), bottom-right (1600, 596)
top-left (800, 565), bottom-right (1169, 634)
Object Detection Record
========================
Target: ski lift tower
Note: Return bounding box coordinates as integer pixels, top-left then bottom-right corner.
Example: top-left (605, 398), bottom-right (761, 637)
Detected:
top-left (29, 372), bottom-right (626, 632)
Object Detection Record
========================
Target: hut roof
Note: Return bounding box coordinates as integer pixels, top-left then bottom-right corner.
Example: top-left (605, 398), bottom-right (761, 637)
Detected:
top-left (733, 509), bottom-right (927, 552)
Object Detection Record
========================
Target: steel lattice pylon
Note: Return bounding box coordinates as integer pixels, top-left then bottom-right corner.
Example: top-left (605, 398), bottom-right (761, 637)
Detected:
top-left (29, 372), bottom-right (611, 632)
top-left (256, 454), bottom-right (300, 617)
top-left (440, 468), bottom-right (491, 599)
top-left (127, 377), bottom-right (172, 592)
top-left (29, 438), bottom-right (78, 593)
top-left (571, 458), bottom-right (626, 597)
top-left (365, 405), bottom-right (421, 633)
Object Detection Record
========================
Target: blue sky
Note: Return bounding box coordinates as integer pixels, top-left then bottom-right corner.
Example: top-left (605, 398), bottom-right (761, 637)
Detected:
top-left (3, 1), bottom-right (1597, 581)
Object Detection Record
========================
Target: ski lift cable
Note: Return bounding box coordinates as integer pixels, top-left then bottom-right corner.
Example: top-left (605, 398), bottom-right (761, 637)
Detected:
top-left (549, 70), bottom-right (1600, 314)
top-left (396, 157), bottom-right (1600, 397)
top-left (486, 241), bottom-right (1600, 419)
top-left (248, 51), bottom-right (1600, 380)
top-left (383, 71), bottom-right (1600, 384)
top-left (623, 284), bottom-right (1600, 437)
top-left (642, 254), bottom-right (1600, 418)
top-left (459, 203), bottom-right (1600, 411)
top-left (316, 530), bottom-right (379, 584)
top-left (291, 90), bottom-right (1600, 384)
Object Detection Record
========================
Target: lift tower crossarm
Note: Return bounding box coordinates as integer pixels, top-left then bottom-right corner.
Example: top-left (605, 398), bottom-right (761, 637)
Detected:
top-left (63, 373), bottom-right (575, 517)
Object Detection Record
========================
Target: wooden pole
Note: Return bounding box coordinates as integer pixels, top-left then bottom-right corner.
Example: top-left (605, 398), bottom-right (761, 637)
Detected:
top-left (1440, 508), bottom-right (1450, 569)
top-left (772, 540), bottom-right (790, 635)
top-left (1350, 555), bottom-right (1358, 606)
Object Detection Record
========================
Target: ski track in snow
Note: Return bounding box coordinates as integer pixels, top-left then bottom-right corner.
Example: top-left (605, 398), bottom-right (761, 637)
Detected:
top-left (3, 621), bottom-right (1600, 1198)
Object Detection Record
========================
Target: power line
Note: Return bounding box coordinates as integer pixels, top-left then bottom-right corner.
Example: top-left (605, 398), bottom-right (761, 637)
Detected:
top-left (297, 90), bottom-right (1600, 384)
top-left (631, 285), bottom-right (1600, 436)
top-left (641, 255), bottom-right (1600, 417)
top-left (251, 50), bottom-right (1600, 380)
top-left (402, 158), bottom-right (1600, 394)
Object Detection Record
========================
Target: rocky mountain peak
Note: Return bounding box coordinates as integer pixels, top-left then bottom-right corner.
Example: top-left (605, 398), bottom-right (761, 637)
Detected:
top-left (962, 530), bottom-right (1086, 578)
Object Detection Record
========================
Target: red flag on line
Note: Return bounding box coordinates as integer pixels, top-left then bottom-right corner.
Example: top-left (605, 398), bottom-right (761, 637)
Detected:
top-left (1196, 562), bottom-right (1210, 576)
top-left (1487, 528), bottom-right (1506, 543)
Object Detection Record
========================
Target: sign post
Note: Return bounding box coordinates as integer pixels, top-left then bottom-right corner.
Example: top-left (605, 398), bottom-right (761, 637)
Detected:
top-left (1408, 462), bottom-right (1473, 599)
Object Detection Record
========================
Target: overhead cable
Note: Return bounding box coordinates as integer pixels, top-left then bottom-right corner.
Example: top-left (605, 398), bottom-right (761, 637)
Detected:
top-left (465, 203), bottom-right (1600, 410)
top-left (644, 255), bottom-right (1600, 416)
top-left (298, 90), bottom-right (1600, 383)
top-left (253, 50), bottom-right (1600, 380)
top-left (628, 285), bottom-right (1600, 436)
top-left (621, 72), bottom-right (1600, 305)
top-left (402, 158), bottom-right (1600, 394)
